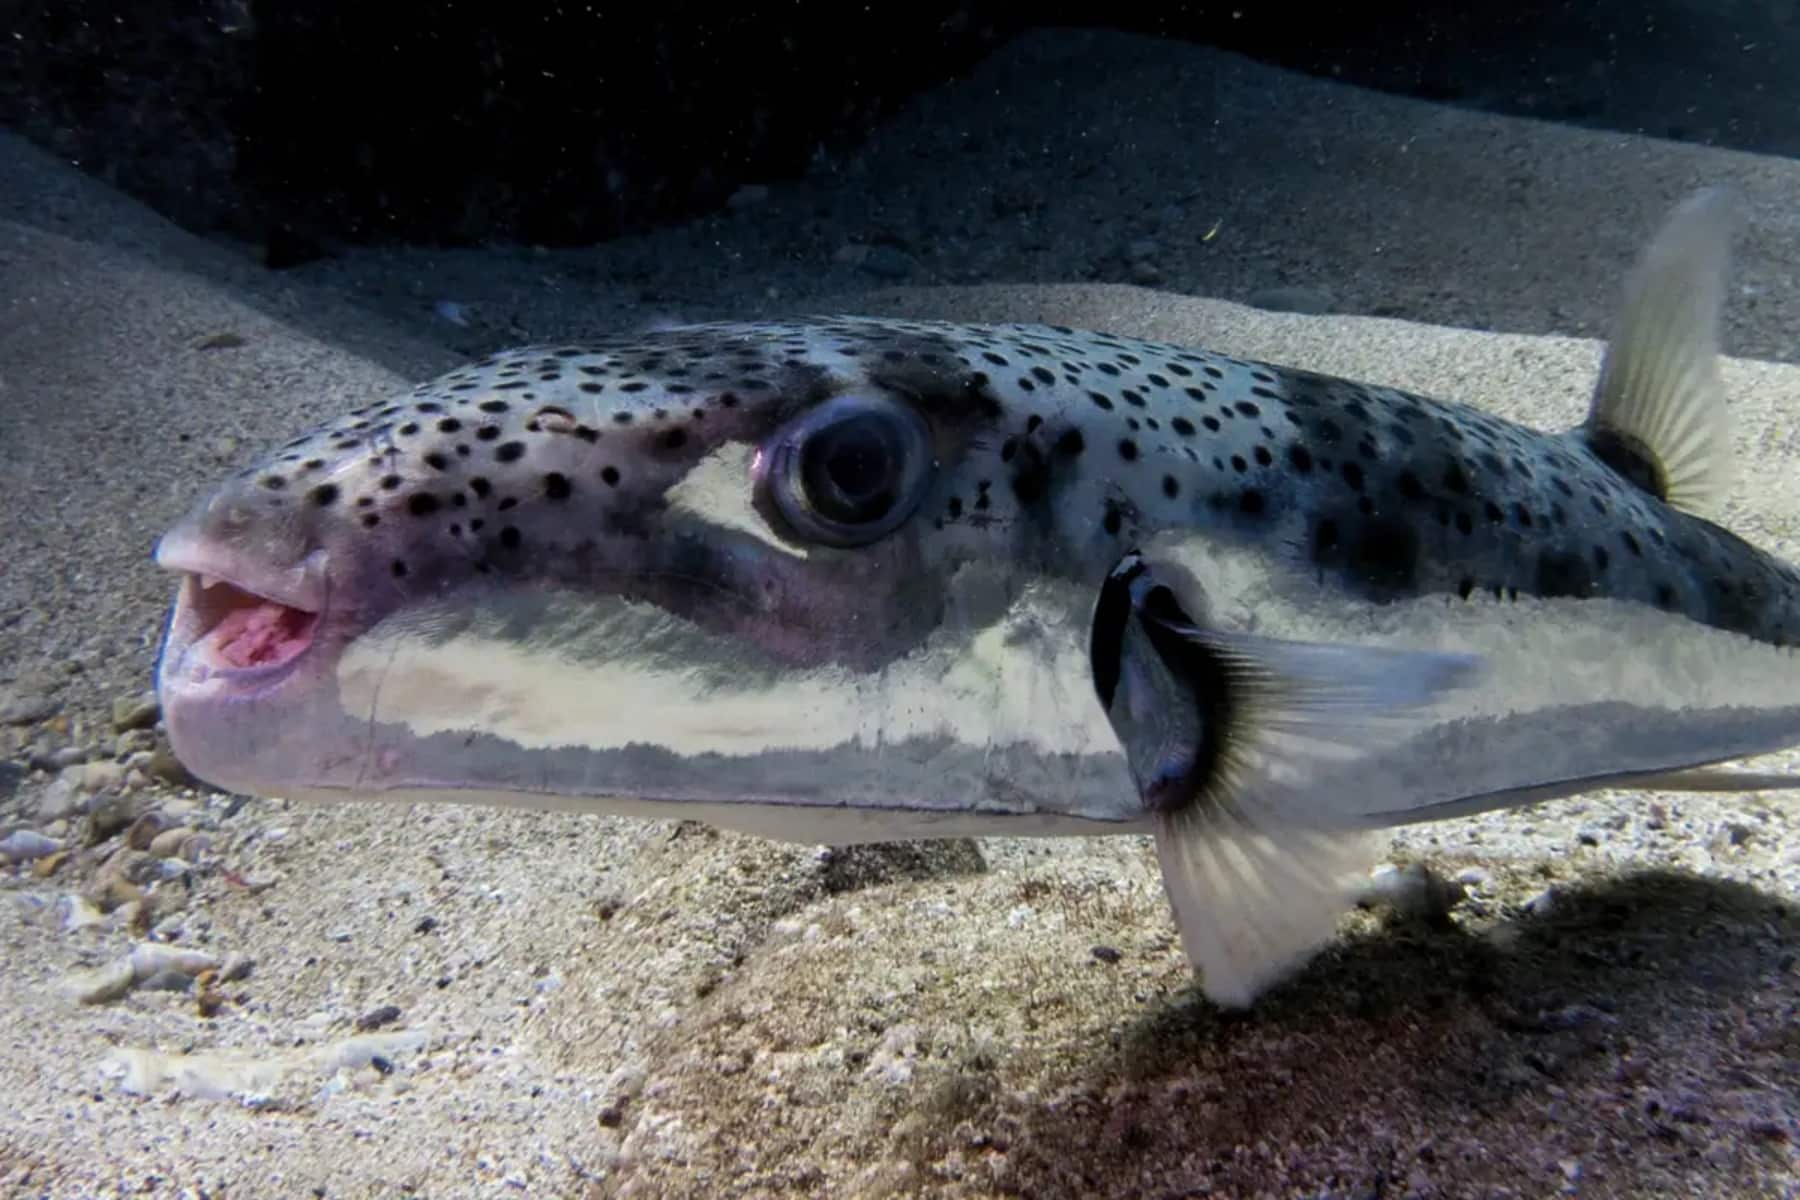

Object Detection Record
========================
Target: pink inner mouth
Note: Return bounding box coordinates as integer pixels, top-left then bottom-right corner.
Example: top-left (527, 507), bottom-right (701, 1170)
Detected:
top-left (186, 579), bottom-right (320, 674)
top-left (207, 598), bottom-right (318, 669)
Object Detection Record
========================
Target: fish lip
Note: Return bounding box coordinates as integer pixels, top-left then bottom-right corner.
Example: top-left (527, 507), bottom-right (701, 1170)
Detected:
top-left (152, 530), bottom-right (330, 615)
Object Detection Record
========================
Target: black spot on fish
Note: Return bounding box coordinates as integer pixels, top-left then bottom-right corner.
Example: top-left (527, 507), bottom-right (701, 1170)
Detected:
top-left (310, 484), bottom-right (339, 507)
top-left (1341, 462), bottom-right (1364, 491)
top-left (1311, 518), bottom-right (1341, 563)
top-left (1010, 442), bottom-right (1050, 505)
top-left (1103, 501), bottom-right (1124, 536)
top-left (407, 493), bottom-right (440, 517)
top-left (500, 526), bottom-right (522, 549)
top-left (1535, 550), bottom-right (1592, 599)
top-left (1352, 517), bottom-right (1419, 594)
top-left (544, 472), bottom-right (572, 500)
top-left (1287, 444), bottom-right (1314, 473)
top-left (496, 442), bottom-right (526, 463)
top-left (601, 466), bottom-right (620, 487)
top-left (1118, 439), bottom-right (1139, 462)
top-left (1056, 429), bottom-right (1085, 457)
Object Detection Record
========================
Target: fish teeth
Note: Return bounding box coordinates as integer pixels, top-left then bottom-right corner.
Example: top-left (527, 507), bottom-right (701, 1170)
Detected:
top-left (198, 574), bottom-right (224, 591)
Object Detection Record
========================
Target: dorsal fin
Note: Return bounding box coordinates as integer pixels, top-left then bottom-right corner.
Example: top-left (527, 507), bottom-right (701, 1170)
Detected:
top-left (1581, 187), bottom-right (1740, 517)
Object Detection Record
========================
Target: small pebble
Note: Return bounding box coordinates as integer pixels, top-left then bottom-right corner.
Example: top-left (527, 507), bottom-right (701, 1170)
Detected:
top-left (63, 942), bottom-right (218, 1001)
top-left (57, 893), bottom-right (104, 932)
top-left (1089, 945), bottom-right (1122, 964)
top-left (434, 300), bottom-right (471, 327)
top-left (84, 794), bottom-right (138, 846)
top-left (127, 812), bottom-right (173, 851)
top-left (32, 777), bottom-right (85, 822)
top-left (0, 829), bottom-right (62, 864)
top-left (117, 729), bottom-right (158, 755)
top-left (1524, 885), bottom-right (1564, 918)
top-left (1359, 862), bottom-right (1466, 924)
top-left (357, 1004), bottom-right (403, 1032)
top-left (145, 746), bottom-right (193, 787)
top-left (139, 969), bottom-right (195, 993)
top-left (110, 691), bottom-right (160, 733)
top-left (32, 849), bottom-right (71, 878)
top-left (147, 826), bottom-right (197, 859)
top-left (48, 745), bottom-right (91, 769)
top-left (0, 686), bottom-right (58, 726)
top-left (72, 760), bottom-right (125, 795)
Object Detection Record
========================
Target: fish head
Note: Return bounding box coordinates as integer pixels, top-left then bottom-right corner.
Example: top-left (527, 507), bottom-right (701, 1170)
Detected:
top-left (153, 318), bottom-right (1141, 834)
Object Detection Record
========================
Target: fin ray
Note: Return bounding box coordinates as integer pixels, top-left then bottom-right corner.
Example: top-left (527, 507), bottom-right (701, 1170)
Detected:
top-left (1155, 802), bottom-right (1380, 1010)
top-left (1095, 554), bottom-right (1483, 1007)
top-left (1583, 187), bottom-right (1740, 516)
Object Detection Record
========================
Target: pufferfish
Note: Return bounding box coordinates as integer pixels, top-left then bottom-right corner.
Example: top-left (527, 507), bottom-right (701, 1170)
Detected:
top-left (152, 187), bottom-right (1800, 1008)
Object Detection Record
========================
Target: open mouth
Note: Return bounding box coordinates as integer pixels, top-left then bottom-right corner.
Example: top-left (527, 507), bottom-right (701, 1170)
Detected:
top-left (183, 574), bottom-right (322, 673)
top-left (155, 537), bottom-right (331, 689)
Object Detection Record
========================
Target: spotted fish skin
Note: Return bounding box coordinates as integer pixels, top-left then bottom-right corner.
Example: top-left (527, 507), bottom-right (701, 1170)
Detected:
top-left (182, 315), bottom-right (1796, 658)
top-left (153, 187), bottom-right (1800, 1011)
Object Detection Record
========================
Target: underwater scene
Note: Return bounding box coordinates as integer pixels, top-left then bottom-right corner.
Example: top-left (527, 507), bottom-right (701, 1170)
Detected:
top-left (1, 5), bottom-right (1797, 1197)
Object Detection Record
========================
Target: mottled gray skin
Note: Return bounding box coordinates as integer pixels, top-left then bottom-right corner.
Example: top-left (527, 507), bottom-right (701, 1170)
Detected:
top-left (184, 314), bottom-right (1800, 678)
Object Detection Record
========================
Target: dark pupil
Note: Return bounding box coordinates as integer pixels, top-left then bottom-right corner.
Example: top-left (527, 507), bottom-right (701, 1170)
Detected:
top-left (802, 414), bottom-right (900, 524)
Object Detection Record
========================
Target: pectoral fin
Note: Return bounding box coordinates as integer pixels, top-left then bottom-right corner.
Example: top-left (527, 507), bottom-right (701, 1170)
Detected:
top-left (1090, 551), bottom-right (1483, 1008)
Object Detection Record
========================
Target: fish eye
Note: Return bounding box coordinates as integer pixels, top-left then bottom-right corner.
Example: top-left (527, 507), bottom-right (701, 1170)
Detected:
top-left (762, 395), bottom-right (934, 547)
